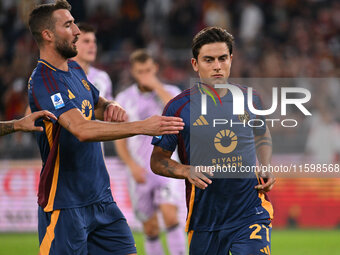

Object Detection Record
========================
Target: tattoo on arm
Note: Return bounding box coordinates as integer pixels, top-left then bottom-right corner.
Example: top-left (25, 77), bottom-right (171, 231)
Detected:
top-left (159, 159), bottom-right (179, 178)
top-left (255, 137), bottom-right (272, 150)
top-left (0, 122), bottom-right (15, 136)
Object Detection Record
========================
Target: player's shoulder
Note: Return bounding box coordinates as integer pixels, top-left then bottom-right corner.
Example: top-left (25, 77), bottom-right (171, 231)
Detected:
top-left (163, 86), bottom-right (198, 114)
top-left (30, 61), bottom-right (55, 86)
top-left (68, 59), bottom-right (83, 70)
top-left (230, 83), bottom-right (261, 97)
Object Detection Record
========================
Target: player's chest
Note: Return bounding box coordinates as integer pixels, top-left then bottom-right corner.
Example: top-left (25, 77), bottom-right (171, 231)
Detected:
top-left (62, 75), bottom-right (95, 120)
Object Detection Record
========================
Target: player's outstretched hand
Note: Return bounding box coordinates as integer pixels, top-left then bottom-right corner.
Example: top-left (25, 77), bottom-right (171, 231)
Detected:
top-left (104, 102), bottom-right (128, 122)
top-left (14, 110), bottom-right (57, 132)
top-left (142, 115), bottom-right (184, 136)
top-left (186, 165), bottom-right (213, 190)
top-left (255, 170), bottom-right (276, 193)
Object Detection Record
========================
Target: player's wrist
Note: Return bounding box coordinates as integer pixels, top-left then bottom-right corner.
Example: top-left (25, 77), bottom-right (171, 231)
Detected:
top-left (12, 119), bottom-right (20, 132)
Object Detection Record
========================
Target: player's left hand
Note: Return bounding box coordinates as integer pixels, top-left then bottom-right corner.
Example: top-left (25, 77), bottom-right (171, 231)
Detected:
top-left (255, 170), bottom-right (276, 193)
top-left (104, 102), bottom-right (128, 122)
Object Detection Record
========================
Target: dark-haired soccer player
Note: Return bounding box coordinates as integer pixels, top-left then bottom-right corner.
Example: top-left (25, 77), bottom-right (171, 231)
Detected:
top-left (27, 1), bottom-right (183, 254)
top-left (151, 27), bottom-right (275, 255)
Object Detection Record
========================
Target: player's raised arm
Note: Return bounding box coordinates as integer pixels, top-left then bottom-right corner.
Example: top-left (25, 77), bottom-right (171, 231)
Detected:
top-left (0, 110), bottom-right (57, 136)
top-left (151, 146), bottom-right (212, 190)
top-left (58, 108), bottom-right (184, 142)
top-left (254, 125), bottom-right (276, 192)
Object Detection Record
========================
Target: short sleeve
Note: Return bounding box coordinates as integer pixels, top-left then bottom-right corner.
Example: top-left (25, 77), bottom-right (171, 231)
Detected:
top-left (29, 73), bottom-right (77, 124)
top-left (151, 100), bottom-right (178, 152)
top-left (252, 91), bottom-right (267, 136)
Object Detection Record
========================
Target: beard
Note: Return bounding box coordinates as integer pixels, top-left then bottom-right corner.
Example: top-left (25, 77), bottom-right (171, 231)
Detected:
top-left (55, 36), bottom-right (78, 59)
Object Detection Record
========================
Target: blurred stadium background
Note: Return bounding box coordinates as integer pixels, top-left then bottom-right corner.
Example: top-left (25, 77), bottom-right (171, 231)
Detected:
top-left (0, 0), bottom-right (339, 254)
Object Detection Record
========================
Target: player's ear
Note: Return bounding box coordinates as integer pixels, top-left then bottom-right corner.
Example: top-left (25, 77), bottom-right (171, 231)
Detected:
top-left (41, 29), bottom-right (54, 43)
top-left (191, 58), bottom-right (199, 72)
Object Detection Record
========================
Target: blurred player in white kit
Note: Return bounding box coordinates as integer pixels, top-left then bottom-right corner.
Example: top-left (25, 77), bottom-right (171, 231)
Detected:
top-left (115, 49), bottom-right (186, 255)
top-left (73, 23), bottom-right (113, 100)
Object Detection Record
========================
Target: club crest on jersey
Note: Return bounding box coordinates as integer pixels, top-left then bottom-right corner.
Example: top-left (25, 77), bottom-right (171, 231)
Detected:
top-left (238, 110), bottom-right (250, 122)
top-left (82, 79), bottom-right (90, 91)
top-left (50, 93), bottom-right (65, 109)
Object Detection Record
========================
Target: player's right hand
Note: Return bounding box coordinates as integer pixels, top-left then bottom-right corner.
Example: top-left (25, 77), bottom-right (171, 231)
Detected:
top-left (186, 166), bottom-right (213, 190)
top-left (142, 115), bottom-right (184, 136)
top-left (14, 110), bottom-right (57, 132)
top-left (130, 164), bottom-right (147, 184)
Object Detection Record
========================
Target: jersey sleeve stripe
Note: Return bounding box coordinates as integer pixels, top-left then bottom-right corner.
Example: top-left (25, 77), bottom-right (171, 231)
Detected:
top-left (31, 85), bottom-right (42, 111)
top-left (41, 65), bottom-right (51, 94)
top-left (49, 69), bottom-right (59, 90)
top-left (44, 65), bottom-right (55, 92)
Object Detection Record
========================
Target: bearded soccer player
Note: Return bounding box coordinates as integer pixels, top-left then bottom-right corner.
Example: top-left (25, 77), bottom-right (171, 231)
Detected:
top-left (27, 1), bottom-right (183, 254)
top-left (151, 27), bottom-right (275, 255)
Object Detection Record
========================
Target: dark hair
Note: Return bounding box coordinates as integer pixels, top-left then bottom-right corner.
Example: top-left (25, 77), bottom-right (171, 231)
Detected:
top-left (77, 22), bottom-right (96, 33)
top-left (129, 49), bottom-right (153, 65)
top-left (28, 0), bottom-right (71, 46)
top-left (192, 27), bottom-right (234, 59)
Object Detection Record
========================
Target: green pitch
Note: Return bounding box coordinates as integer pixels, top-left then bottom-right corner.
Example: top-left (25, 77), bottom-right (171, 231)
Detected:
top-left (0, 230), bottom-right (339, 255)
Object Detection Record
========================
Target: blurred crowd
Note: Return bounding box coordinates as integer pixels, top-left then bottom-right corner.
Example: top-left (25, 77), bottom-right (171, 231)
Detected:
top-left (0, 0), bottom-right (339, 158)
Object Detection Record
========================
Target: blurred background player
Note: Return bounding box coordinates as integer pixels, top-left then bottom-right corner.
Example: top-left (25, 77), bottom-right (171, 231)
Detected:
top-left (115, 49), bottom-right (186, 255)
top-left (73, 22), bottom-right (114, 154)
top-left (73, 22), bottom-right (113, 100)
top-left (0, 110), bottom-right (56, 136)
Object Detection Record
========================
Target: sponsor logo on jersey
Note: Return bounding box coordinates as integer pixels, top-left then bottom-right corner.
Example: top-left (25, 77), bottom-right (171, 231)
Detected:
top-left (193, 115), bottom-right (209, 126)
top-left (81, 99), bottom-right (92, 120)
top-left (50, 93), bottom-right (65, 109)
top-left (214, 129), bottom-right (238, 154)
top-left (68, 89), bottom-right (76, 99)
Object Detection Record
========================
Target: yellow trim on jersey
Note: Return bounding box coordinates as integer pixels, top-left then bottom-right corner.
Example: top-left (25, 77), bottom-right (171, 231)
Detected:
top-left (185, 184), bottom-right (195, 232)
top-left (188, 230), bottom-right (194, 248)
top-left (44, 121), bottom-right (53, 148)
top-left (38, 60), bottom-right (56, 71)
top-left (44, 147), bottom-right (60, 212)
top-left (39, 210), bottom-right (60, 255)
top-left (258, 193), bottom-right (274, 220)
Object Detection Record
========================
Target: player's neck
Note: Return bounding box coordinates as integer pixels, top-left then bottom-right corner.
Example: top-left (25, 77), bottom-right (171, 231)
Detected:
top-left (215, 88), bottom-right (228, 97)
top-left (40, 48), bottom-right (69, 71)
